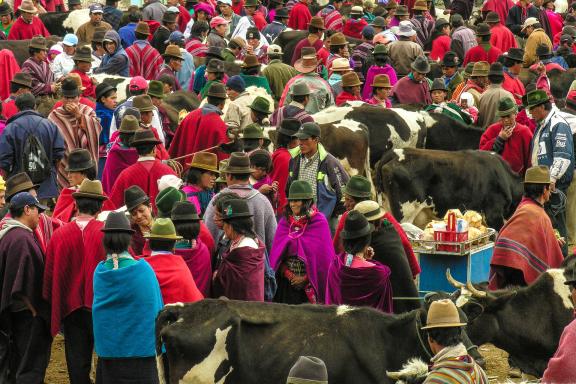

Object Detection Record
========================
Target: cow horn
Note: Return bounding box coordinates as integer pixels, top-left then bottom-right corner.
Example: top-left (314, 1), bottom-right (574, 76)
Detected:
top-left (386, 371), bottom-right (402, 380)
top-left (466, 281), bottom-right (487, 298)
top-left (445, 269), bottom-right (465, 289)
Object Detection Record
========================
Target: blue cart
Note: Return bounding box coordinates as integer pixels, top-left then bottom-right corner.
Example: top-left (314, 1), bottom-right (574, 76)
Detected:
top-left (412, 229), bottom-right (496, 294)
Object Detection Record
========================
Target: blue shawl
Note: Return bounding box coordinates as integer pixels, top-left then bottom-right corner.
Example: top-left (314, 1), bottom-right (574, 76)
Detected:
top-left (96, 102), bottom-right (114, 146)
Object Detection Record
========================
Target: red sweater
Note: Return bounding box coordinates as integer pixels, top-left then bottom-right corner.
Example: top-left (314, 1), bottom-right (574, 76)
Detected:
top-left (342, 18), bottom-right (368, 39)
top-left (479, 122), bottom-right (533, 175)
top-left (336, 91), bottom-right (362, 106)
top-left (288, 1), bottom-right (312, 30)
top-left (463, 44), bottom-right (502, 66)
top-left (2, 98), bottom-right (17, 120)
top-left (8, 17), bottom-right (49, 40)
top-left (490, 24), bottom-right (517, 53)
top-left (429, 35), bottom-right (451, 61)
top-left (270, 147), bottom-right (291, 215)
top-left (502, 70), bottom-right (526, 105)
top-left (69, 70), bottom-right (96, 99)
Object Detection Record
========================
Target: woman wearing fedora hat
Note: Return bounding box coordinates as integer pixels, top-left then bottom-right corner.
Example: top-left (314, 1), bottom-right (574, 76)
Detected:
top-left (212, 198), bottom-right (266, 301)
top-left (92, 212), bottom-right (163, 384)
top-left (183, 151), bottom-right (220, 215)
top-left (325, 210), bottom-right (393, 312)
top-left (362, 44), bottom-right (398, 100)
top-left (335, 72), bottom-right (363, 106)
top-left (269, 180), bottom-right (335, 304)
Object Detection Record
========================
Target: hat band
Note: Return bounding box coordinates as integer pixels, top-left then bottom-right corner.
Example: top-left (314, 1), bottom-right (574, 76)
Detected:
top-left (363, 207), bottom-right (382, 219)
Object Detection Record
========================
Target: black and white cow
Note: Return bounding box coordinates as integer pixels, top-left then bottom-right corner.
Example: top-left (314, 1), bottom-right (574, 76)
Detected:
top-left (374, 148), bottom-right (523, 230)
top-left (446, 269), bottom-right (574, 377)
top-left (0, 36), bottom-right (62, 66)
top-left (156, 300), bottom-right (435, 384)
top-left (312, 102), bottom-right (485, 168)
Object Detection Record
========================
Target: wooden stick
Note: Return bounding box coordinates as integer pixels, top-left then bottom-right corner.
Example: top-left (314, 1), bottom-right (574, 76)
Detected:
top-left (170, 141), bottom-right (235, 161)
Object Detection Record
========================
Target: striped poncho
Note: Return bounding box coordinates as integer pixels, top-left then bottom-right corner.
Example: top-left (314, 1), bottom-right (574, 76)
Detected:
top-left (424, 343), bottom-right (488, 384)
top-left (48, 104), bottom-right (102, 189)
top-left (125, 40), bottom-right (164, 80)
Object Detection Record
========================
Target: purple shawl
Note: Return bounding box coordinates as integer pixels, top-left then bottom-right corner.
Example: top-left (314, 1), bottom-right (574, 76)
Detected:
top-left (269, 212), bottom-right (335, 303)
top-left (101, 142), bottom-right (138, 194)
top-left (325, 253), bottom-right (393, 313)
top-left (362, 64), bottom-right (398, 100)
top-left (174, 239), bottom-right (212, 297)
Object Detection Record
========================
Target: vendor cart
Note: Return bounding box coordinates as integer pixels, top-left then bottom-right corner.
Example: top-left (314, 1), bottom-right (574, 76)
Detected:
top-left (411, 229), bottom-right (497, 294)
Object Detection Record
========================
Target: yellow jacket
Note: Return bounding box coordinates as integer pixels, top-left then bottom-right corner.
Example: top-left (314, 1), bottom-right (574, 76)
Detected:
top-left (523, 28), bottom-right (553, 67)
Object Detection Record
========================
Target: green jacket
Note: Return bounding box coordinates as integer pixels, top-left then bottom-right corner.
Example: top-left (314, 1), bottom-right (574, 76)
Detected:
top-left (239, 73), bottom-right (272, 95)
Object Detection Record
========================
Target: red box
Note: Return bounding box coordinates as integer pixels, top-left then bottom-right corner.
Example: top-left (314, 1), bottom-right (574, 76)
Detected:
top-left (433, 212), bottom-right (469, 252)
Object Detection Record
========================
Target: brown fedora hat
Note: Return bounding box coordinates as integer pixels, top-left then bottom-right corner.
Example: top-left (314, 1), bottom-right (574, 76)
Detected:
top-left (421, 299), bottom-right (466, 329)
top-left (188, 151), bottom-right (220, 173)
top-left (308, 16), bottom-right (325, 30)
top-left (163, 44), bottom-right (183, 60)
top-left (133, 94), bottom-right (154, 112)
top-left (223, 152), bottom-right (251, 174)
top-left (5, 172), bottom-right (38, 200)
top-left (330, 32), bottom-right (347, 46)
top-left (341, 72), bottom-right (362, 87)
top-left (294, 55), bottom-right (318, 74)
top-left (11, 72), bottom-right (32, 88)
top-left (371, 74), bottom-right (391, 88)
top-left (72, 179), bottom-right (108, 201)
top-left (242, 54), bottom-right (260, 68)
top-left (18, 0), bottom-right (37, 13)
top-left (135, 21), bottom-right (150, 35)
top-left (130, 129), bottom-right (162, 147)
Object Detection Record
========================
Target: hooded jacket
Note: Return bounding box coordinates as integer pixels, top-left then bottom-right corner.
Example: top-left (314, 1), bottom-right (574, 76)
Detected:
top-left (94, 30), bottom-right (129, 77)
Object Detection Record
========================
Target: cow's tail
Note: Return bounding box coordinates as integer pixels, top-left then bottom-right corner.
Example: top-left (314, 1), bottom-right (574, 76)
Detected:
top-left (156, 305), bottom-right (183, 384)
top-left (373, 149), bottom-right (398, 194)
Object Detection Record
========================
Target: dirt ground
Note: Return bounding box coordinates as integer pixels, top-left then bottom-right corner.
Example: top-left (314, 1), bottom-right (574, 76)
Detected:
top-left (45, 337), bottom-right (534, 383)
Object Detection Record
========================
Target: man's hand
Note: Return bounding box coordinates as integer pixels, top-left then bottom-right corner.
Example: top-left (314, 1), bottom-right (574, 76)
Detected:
top-left (64, 103), bottom-right (81, 119)
top-left (498, 126), bottom-right (514, 140)
top-left (290, 275), bottom-right (308, 289)
top-left (550, 180), bottom-right (556, 191)
top-left (258, 184), bottom-right (273, 194)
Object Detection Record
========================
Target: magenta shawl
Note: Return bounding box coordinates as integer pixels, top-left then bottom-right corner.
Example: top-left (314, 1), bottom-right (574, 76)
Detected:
top-left (174, 239), bottom-right (212, 297)
top-left (101, 142), bottom-right (138, 194)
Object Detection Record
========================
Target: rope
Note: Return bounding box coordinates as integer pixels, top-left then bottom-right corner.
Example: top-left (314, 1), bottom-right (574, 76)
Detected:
top-left (415, 312), bottom-right (433, 359)
top-left (393, 297), bottom-right (425, 300)
top-left (169, 141), bottom-right (235, 162)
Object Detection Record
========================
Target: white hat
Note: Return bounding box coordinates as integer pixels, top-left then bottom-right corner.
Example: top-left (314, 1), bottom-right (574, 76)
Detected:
top-left (459, 92), bottom-right (475, 107)
top-left (218, 0), bottom-right (232, 5)
top-left (521, 17), bottom-right (539, 31)
top-left (157, 174), bottom-right (183, 192)
top-left (267, 44), bottom-right (282, 55)
top-left (351, 5), bottom-right (363, 14)
top-left (331, 57), bottom-right (352, 72)
top-left (397, 20), bottom-right (416, 37)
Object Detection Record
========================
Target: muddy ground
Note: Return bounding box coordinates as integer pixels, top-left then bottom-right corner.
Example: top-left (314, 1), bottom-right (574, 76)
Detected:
top-left (45, 336), bottom-right (532, 383)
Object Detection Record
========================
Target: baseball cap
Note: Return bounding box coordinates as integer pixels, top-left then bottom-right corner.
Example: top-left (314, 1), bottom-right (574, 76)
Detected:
top-left (89, 3), bottom-right (103, 13)
top-left (167, 5), bottom-right (179, 12)
top-left (295, 122), bottom-right (321, 139)
top-left (129, 76), bottom-right (148, 91)
top-left (218, 0), bottom-right (232, 4)
top-left (165, 31), bottom-right (185, 44)
top-left (62, 33), bottom-right (78, 46)
top-left (210, 16), bottom-right (229, 28)
top-left (267, 44), bottom-right (282, 55)
top-left (10, 192), bottom-right (47, 212)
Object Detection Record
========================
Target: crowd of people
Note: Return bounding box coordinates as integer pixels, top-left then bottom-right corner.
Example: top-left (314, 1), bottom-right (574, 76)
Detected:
top-left (0, 0), bottom-right (576, 382)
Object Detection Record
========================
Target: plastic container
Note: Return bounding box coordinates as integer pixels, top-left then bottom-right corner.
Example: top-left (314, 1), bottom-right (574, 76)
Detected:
top-left (434, 212), bottom-right (468, 252)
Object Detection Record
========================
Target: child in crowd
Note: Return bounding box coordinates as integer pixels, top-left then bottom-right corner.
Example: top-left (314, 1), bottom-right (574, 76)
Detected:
top-left (250, 149), bottom-right (278, 210)
top-left (458, 92), bottom-right (479, 124)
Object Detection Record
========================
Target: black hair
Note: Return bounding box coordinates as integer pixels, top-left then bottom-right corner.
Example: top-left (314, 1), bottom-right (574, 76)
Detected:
top-left (81, 165), bottom-right (98, 180)
top-left (213, 191), bottom-right (241, 210)
top-left (330, 44), bottom-right (346, 54)
top-left (480, 34), bottom-right (490, 42)
top-left (119, 132), bottom-right (134, 146)
top-left (135, 31), bottom-right (149, 40)
top-left (224, 217), bottom-right (257, 238)
top-left (293, 94), bottom-right (308, 104)
top-left (92, 41), bottom-right (103, 51)
top-left (426, 327), bottom-right (463, 347)
top-left (242, 66), bottom-right (260, 76)
top-left (343, 233), bottom-right (372, 254)
top-left (503, 57), bottom-right (520, 68)
top-left (209, 72), bottom-right (225, 81)
top-left (185, 167), bottom-right (210, 185)
top-left (191, 20), bottom-right (209, 38)
top-left (129, 88), bottom-right (146, 97)
top-left (308, 25), bottom-right (322, 34)
top-left (129, 11), bottom-right (142, 22)
top-left (106, 0), bottom-right (117, 5)
top-left (252, 110), bottom-right (269, 124)
top-left (149, 239), bottom-right (176, 251)
top-left (374, 53), bottom-right (391, 66)
top-left (450, 15), bottom-right (464, 28)
top-left (276, 132), bottom-right (297, 149)
top-left (174, 221), bottom-right (201, 241)
top-left (9, 205), bottom-right (25, 218)
top-left (524, 182), bottom-right (548, 200)
top-left (532, 23), bottom-right (542, 29)
top-left (543, 100), bottom-right (553, 111)
top-left (15, 93), bottom-right (35, 111)
top-left (97, 87), bottom-right (116, 103)
top-left (207, 95), bottom-right (226, 106)
top-left (103, 232), bottom-right (132, 254)
top-left (158, 74), bottom-right (175, 87)
top-left (283, 198), bottom-right (313, 220)
top-left (242, 138), bottom-right (262, 152)
top-left (136, 144), bottom-right (156, 156)
top-left (74, 197), bottom-right (104, 215)
top-left (488, 74), bottom-right (504, 84)
top-left (29, 47), bottom-right (43, 56)
top-left (10, 82), bottom-right (29, 94)
top-left (250, 153), bottom-right (272, 171)
top-left (228, 172), bottom-right (251, 181)
top-left (342, 86), bottom-right (356, 94)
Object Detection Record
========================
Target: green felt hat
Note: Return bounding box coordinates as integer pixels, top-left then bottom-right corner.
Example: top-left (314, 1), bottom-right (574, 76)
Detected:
top-left (144, 217), bottom-right (182, 240)
top-left (171, 201), bottom-right (200, 221)
top-left (287, 180), bottom-right (314, 200)
top-left (148, 80), bottom-right (165, 99)
top-left (525, 90), bottom-right (550, 109)
top-left (221, 198), bottom-right (253, 220)
top-left (249, 96), bottom-right (271, 114)
top-left (156, 187), bottom-right (186, 218)
top-left (343, 175), bottom-right (372, 198)
top-left (496, 97), bottom-right (518, 117)
top-left (340, 210), bottom-right (374, 240)
top-left (242, 123), bottom-right (266, 139)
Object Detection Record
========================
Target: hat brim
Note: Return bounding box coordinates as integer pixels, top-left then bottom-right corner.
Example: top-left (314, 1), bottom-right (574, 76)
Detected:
top-left (65, 163), bottom-right (95, 172)
top-left (19, 6), bottom-right (38, 13)
top-left (130, 139), bottom-right (162, 147)
top-left (144, 233), bottom-right (183, 240)
top-left (526, 99), bottom-right (549, 109)
top-left (6, 183), bottom-right (39, 200)
top-left (101, 226), bottom-right (136, 233)
top-left (188, 164), bottom-right (220, 174)
top-left (421, 321), bottom-right (467, 330)
top-left (172, 214), bottom-right (201, 221)
top-left (287, 194), bottom-right (314, 200)
top-left (126, 196), bottom-right (150, 212)
top-left (496, 106), bottom-right (518, 117)
top-left (221, 212), bottom-right (254, 220)
top-left (277, 128), bottom-right (299, 137)
top-left (148, 91), bottom-right (165, 99)
top-left (340, 223), bottom-right (374, 239)
top-left (294, 59), bottom-right (317, 74)
top-left (371, 82), bottom-right (392, 88)
top-left (72, 191), bottom-right (108, 201)
top-left (163, 53), bottom-right (184, 60)
top-left (343, 187), bottom-right (371, 198)
top-left (223, 166), bottom-right (252, 174)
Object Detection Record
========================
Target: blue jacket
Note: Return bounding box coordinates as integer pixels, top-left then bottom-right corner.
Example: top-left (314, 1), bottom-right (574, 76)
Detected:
top-left (287, 143), bottom-right (349, 219)
top-left (94, 30), bottom-right (129, 77)
top-left (0, 110), bottom-right (65, 199)
top-left (531, 108), bottom-right (574, 190)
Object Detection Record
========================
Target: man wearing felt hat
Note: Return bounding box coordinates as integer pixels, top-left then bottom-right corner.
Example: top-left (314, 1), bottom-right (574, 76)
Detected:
top-left (43, 179), bottom-right (108, 383)
top-left (262, 44), bottom-right (299, 102)
top-left (7, 0), bottom-right (49, 40)
top-left (420, 300), bottom-right (488, 384)
top-left (424, 78), bottom-right (472, 124)
top-left (0, 92), bottom-right (64, 201)
top-left (118, 10), bottom-right (142, 48)
top-left (289, 16), bottom-right (329, 66)
top-left (2, 72), bottom-right (32, 120)
top-left (501, 47), bottom-right (526, 105)
top-left (439, 51), bottom-right (463, 100)
top-left (125, 21), bottom-right (164, 80)
top-left (270, 119), bottom-right (301, 215)
top-left (271, 80), bottom-right (315, 126)
top-left (20, 36), bottom-right (56, 97)
top-left (262, 7), bottom-right (288, 42)
top-left (239, 53), bottom-right (273, 93)
top-left (0, 3), bottom-right (14, 37)
top-left (457, 60), bottom-right (489, 106)
top-left (151, 11), bottom-right (178, 55)
top-left (479, 97), bottom-right (533, 175)
top-left (343, 5), bottom-right (369, 39)
top-left (156, 44), bottom-right (184, 91)
top-left (108, 129), bottom-right (176, 211)
top-left (390, 55), bottom-right (432, 105)
top-left (490, 165), bottom-right (564, 290)
top-left (462, 22), bottom-right (502, 66)
top-left (387, 20), bottom-right (424, 77)
top-left (408, 0), bottom-right (433, 48)
top-left (0, 191), bottom-right (52, 383)
top-left (485, 11), bottom-right (517, 53)
top-left (477, 62), bottom-right (515, 128)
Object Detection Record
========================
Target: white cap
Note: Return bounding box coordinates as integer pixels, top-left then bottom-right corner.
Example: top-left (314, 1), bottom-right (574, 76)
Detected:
top-left (267, 44), bottom-right (282, 55)
top-left (521, 17), bottom-right (539, 31)
top-left (218, 0), bottom-right (232, 5)
top-left (397, 20), bottom-right (416, 37)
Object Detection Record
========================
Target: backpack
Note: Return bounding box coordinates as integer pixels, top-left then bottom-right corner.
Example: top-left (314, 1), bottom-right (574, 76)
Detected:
top-left (22, 134), bottom-right (51, 185)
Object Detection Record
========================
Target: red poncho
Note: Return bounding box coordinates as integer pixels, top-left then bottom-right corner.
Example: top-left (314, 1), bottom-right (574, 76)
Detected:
top-left (502, 71), bottom-right (526, 106)
top-left (429, 35), bottom-right (451, 61)
top-left (479, 122), bottom-right (533, 175)
top-left (142, 253), bottom-right (204, 304)
top-left (463, 44), bottom-right (502, 66)
top-left (490, 24), bottom-right (518, 53)
top-left (2, 98), bottom-right (18, 120)
top-left (270, 148), bottom-right (291, 215)
top-left (482, 0), bottom-right (514, 27)
top-left (108, 160), bottom-right (177, 212)
top-left (169, 105), bottom-right (229, 166)
top-left (7, 17), bottom-right (50, 40)
top-left (101, 142), bottom-right (138, 194)
top-left (542, 319), bottom-right (576, 384)
top-left (43, 219), bottom-right (105, 336)
top-left (70, 69), bottom-right (96, 99)
top-left (343, 18), bottom-right (368, 39)
top-left (52, 187), bottom-right (115, 223)
top-left (336, 91), bottom-right (362, 106)
top-left (489, 198), bottom-right (564, 290)
top-left (288, 1), bottom-right (312, 30)
top-left (174, 239), bottom-right (212, 297)
top-left (213, 238), bottom-right (265, 301)
top-left (0, 50), bottom-right (20, 101)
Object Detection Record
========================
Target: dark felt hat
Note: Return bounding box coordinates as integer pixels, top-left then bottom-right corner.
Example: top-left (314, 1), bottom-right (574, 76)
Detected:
top-left (135, 21), bottom-right (150, 35)
top-left (5, 172), bottom-right (37, 200)
top-left (371, 16), bottom-right (386, 28)
top-left (118, 115), bottom-right (140, 133)
top-left (95, 82), bottom-right (116, 101)
top-left (11, 72), bottom-right (32, 88)
top-left (0, 3), bottom-right (12, 15)
top-left (61, 77), bottom-right (79, 98)
top-left (475, 23), bottom-right (491, 36)
top-left (124, 185), bottom-right (150, 211)
top-left (287, 180), bottom-right (314, 200)
top-left (277, 118), bottom-right (301, 137)
top-left (488, 61), bottom-right (503, 76)
top-left (246, 26), bottom-right (260, 40)
top-left (148, 80), bottom-right (164, 99)
top-left (221, 198), bottom-right (253, 220)
top-left (249, 96), bottom-right (271, 114)
top-left (93, 27), bottom-right (107, 43)
top-left (66, 149), bottom-right (95, 172)
top-left (207, 58), bottom-right (225, 73)
top-left (206, 46), bottom-right (224, 60)
top-left (441, 51), bottom-right (459, 67)
top-left (163, 44), bottom-right (184, 60)
top-left (188, 151), bottom-right (219, 173)
top-left (73, 46), bottom-right (93, 63)
top-left (171, 200), bottom-right (200, 221)
top-left (72, 179), bottom-right (108, 201)
top-left (130, 129), bottom-right (162, 147)
top-left (101, 211), bottom-right (135, 233)
top-left (330, 32), bottom-right (347, 46)
top-left (242, 54), bottom-right (260, 68)
top-left (275, 7), bottom-right (289, 19)
top-left (485, 11), bottom-right (500, 23)
top-left (343, 175), bottom-right (372, 198)
top-left (525, 89), bottom-right (550, 109)
top-left (308, 15), bottom-right (325, 29)
top-left (162, 11), bottom-right (177, 23)
top-left (536, 43), bottom-right (553, 58)
top-left (496, 97), bottom-right (517, 117)
top-left (411, 55), bottom-right (431, 74)
top-left (340, 209), bottom-right (374, 239)
top-left (156, 186), bottom-right (186, 218)
top-left (29, 36), bottom-right (47, 50)
top-left (207, 82), bottom-right (227, 98)
top-left (506, 47), bottom-right (525, 62)
top-left (242, 123), bottom-right (266, 139)
top-left (224, 152), bottom-right (251, 174)
top-left (430, 77), bottom-right (448, 92)
top-left (133, 94), bottom-right (154, 112)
